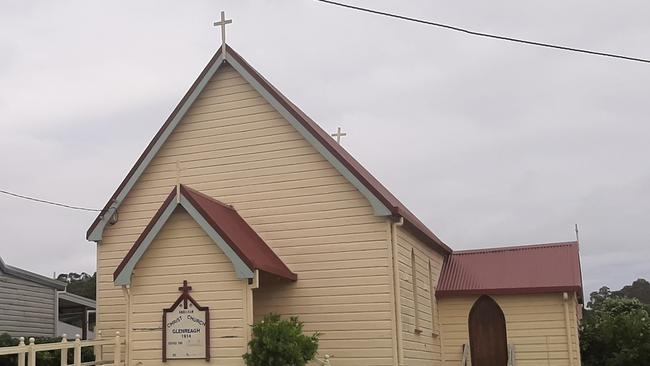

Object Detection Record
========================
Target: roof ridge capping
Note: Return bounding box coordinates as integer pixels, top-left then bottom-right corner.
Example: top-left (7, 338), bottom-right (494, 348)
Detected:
top-left (453, 241), bottom-right (578, 255)
top-left (86, 43), bottom-right (452, 255)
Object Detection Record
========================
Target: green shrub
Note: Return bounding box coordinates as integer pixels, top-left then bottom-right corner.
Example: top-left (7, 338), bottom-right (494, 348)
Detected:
top-left (243, 314), bottom-right (320, 366)
top-left (0, 334), bottom-right (94, 366)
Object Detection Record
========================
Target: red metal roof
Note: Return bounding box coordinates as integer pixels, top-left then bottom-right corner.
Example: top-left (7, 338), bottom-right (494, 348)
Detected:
top-left (87, 44), bottom-right (451, 255)
top-left (113, 185), bottom-right (297, 282)
top-left (180, 185), bottom-right (297, 281)
top-left (437, 241), bottom-right (583, 300)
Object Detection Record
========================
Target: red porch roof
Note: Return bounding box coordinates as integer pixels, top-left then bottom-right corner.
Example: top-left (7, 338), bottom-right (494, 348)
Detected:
top-left (437, 241), bottom-right (583, 300)
top-left (114, 185), bottom-right (296, 282)
top-left (180, 185), bottom-right (297, 281)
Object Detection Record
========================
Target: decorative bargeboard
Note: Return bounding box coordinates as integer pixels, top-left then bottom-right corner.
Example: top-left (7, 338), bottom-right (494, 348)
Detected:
top-left (162, 281), bottom-right (210, 361)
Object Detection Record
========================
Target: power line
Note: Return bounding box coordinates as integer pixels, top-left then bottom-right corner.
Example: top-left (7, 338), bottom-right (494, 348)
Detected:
top-left (0, 189), bottom-right (102, 212)
top-left (314, 0), bottom-right (650, 65)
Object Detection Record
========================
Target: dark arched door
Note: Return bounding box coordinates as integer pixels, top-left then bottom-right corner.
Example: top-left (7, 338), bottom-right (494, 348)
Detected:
top-left (468, 295), bottom-right (508, 366)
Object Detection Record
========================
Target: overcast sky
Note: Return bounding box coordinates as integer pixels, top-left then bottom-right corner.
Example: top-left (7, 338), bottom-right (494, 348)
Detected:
top-left (1, 1), bottom-right (649, 297)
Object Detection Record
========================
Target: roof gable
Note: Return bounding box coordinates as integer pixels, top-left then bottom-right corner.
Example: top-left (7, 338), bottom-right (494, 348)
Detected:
top-left (113, 185), bottom-right (296, 285)
top-left (86, 44), bottom-right (450, 255)
top-left (437, 241), bottom-right (583, 300)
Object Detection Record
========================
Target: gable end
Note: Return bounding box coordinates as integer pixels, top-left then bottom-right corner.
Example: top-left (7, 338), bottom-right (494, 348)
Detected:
top-left (87, 44), bottom-right (451, 255)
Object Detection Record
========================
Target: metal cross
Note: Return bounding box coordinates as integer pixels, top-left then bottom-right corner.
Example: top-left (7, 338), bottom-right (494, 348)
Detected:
top-left (331, 127), bottom-right (347, 144)
top-left (179, 280), bottom-right (193, 309)
top-left (213, 11), bottom-right (232, 55)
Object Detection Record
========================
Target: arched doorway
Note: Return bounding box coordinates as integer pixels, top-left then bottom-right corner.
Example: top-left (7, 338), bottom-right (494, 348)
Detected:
top-left (468, 295), bottom-right (508, 366)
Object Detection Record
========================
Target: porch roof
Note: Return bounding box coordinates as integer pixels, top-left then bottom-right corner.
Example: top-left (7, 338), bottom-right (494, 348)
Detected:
top-left (113, 185), bottom-right (297, 285)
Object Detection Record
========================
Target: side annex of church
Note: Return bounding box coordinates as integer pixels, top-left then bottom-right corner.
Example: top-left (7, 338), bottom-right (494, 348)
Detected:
top-left (87, 44), bottom-right (583, 366)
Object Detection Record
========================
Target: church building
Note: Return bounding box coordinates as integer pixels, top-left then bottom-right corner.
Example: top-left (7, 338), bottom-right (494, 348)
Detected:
top-left (86, 22), bottom-right (583, 366)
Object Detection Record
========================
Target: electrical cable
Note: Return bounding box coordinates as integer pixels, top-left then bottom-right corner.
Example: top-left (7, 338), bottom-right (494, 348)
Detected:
top-left (314, 0), bottom-right (650, 64)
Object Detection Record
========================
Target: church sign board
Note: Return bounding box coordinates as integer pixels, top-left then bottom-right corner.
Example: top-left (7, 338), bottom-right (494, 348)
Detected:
top-left (162, 281), bottom-right (210, 361)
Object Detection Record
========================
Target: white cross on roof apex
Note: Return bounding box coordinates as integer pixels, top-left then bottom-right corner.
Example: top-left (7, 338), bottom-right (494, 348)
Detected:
top-left (213, 11), bottom-right (233, 55)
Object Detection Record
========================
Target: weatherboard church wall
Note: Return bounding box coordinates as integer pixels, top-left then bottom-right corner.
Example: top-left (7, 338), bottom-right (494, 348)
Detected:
top-left (438, 293), bottom-right (581, 366)
top-left (96, 64), bottom-right (395, 364)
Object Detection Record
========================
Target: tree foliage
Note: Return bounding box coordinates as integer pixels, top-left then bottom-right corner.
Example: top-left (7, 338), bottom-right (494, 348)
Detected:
top-left (242, 314), bottom-right (319, 366)
top-left (614, 278), bottom-right (650, 306)
top-left (56, 272), bottom-right (96, 300)
top-left (581, 287), bottom-right (650, 366)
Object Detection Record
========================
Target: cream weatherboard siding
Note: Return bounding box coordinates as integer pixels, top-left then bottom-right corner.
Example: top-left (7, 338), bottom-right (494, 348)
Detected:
top-left (96, 64), bottom-right (395, 365)
top-left (438, 293), bottom-right (581, 366)
top-left (395, 226), bottom-right (445, 366)
top-left (129, 208), bottom-right (248, 366)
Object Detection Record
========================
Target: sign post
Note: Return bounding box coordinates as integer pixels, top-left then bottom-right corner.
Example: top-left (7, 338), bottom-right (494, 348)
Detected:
top-left (162, 281), bottom-right (210, 361)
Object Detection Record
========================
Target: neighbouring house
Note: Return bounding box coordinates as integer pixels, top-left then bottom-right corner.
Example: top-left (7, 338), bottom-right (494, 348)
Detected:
top-left (86, 44), bottom-right (583, 366)
top-left (0, 257), bottom-right (96, 339)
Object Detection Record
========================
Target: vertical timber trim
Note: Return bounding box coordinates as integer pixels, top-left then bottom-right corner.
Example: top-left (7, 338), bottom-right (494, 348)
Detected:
top-left (411, 249), bottom-right (421, 333)
top-left (439, 306), bottom-right (446, 365)
top-left (243, 280), bottom-right (252, 347)
top-left (246, 270), bottom-right (258, 345)
top-left (54, 290), bottom-right (59, 337)
top-left (390, 218), bottom-right (405, 365)
top-left (563, 292), bottom-right (575, 366)
top-left (386, 219), bottom-right (399, 366)
top-left (428, 260), bottom-right (439, 335)
top-left (121, 285), bottom-right (131, 366)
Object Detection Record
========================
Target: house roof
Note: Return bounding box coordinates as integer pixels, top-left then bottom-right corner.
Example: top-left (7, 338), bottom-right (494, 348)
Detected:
top-left (0, 257), bottom-right (66, 290)
top-left (113, 185), bottom-right (297, 284)
top-left (58, 291), bottom-right (96, 309)
top-left (437, 241), bottom-right (583, 300)
top-left (85, 44), bottom-right (451, 255)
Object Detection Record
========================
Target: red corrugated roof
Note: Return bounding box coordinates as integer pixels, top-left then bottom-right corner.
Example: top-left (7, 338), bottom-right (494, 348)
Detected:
top-left (113, 185), bottom-right (297, 282)
top-left (180, 185), bottom-right (297, 281)
top-left (437, 241), bottom-right (583, 300)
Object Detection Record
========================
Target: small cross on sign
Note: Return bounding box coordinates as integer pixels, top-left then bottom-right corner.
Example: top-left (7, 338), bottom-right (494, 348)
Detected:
top-left (179, 280), bottom-right (193, 309)
top-left (213, 11), bottom-right (232, 53)
top-left (331, 127), bottom-right (347, 144)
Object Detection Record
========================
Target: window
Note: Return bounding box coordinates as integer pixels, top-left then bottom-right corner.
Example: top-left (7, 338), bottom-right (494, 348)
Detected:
top-left (411, 249), bottom-right (422, 333)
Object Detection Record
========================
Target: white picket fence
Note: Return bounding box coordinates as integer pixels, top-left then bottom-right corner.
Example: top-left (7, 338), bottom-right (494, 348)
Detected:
top-left (0, 331), bottom-right (124, 366)
top-left (0, 331), bottom-right (329, 366)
